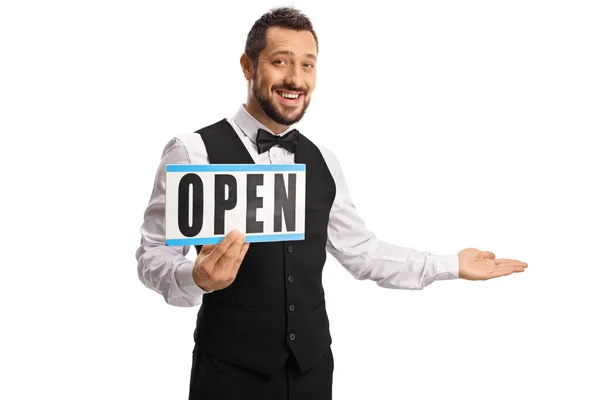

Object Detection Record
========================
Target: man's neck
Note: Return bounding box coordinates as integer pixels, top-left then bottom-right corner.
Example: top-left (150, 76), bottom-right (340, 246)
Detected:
top-left (243, 102), bottom-right (289, 135)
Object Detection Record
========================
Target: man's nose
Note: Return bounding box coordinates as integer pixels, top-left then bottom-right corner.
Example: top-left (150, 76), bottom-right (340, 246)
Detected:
top-left (283, 64), bottom-right (302, 89)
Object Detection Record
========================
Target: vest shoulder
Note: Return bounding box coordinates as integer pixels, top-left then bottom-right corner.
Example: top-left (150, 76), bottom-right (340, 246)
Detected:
top-left (194, 118), bottom-right (232, 134)
top-left (298, 134), bottom-right (337, 166)
top-left (173, 118), bottom-right (232, 145)
top-left (299, 135), bottom-right (340, 180)
top-left (173, 118), bottom-right (237, 163)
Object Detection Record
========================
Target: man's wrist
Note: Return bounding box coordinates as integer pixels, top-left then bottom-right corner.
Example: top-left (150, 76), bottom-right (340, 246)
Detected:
top-left (192, 266), bottom-right (212, 292)
top-left (176, 261), bottom-right (214, 295)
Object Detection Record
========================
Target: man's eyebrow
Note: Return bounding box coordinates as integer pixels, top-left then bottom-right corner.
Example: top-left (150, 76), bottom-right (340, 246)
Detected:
top-left (270, 50), bottom-right (317, 60)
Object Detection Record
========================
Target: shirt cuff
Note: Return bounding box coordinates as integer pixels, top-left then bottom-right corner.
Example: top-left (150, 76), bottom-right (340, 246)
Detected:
top-left (429, 254), bottom-right (460, 280)
top-left (175, 260), bottom-right (214, 296)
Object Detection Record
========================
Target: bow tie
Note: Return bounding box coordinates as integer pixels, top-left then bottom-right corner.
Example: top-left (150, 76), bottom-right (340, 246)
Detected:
top-left (256, 128), bottom-right (299, 154)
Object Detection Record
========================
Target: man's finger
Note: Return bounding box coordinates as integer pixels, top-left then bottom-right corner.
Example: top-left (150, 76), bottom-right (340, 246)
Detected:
top-left (230, 243), bottom-right (250, 275)
top-left (205, 230), bottom-right (242, 265)
top-left (495, 258), bottom-right (528, 267)
top-left (217, 232), bottom-right (246, 271)
top-left (489, 266), bottom-right (513, 279)
top-left (481, 251), bottom-right (496, 259)
top-left (200, 244), bottom-right (217, 255)
top-left (490, 265), bottom-right (527, 279)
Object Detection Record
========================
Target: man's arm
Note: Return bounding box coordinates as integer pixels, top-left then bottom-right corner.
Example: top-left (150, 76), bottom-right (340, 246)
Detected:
top-left (322, 148), bottom-right (459, 290)
top-left (135, 138), bottom-right (212, 306)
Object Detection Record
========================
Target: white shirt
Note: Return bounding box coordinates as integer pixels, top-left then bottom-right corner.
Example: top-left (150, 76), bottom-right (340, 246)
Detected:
top-left (136, 104), bottom-right (459, 307)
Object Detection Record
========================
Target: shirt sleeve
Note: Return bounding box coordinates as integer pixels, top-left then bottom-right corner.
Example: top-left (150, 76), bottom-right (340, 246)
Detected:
top-left (323, 149), bottom-right (460, 290)
top-left (135, 138), bottom-right (212, 307)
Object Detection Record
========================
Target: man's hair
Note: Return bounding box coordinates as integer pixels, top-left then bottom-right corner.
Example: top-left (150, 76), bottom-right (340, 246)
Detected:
top-left (244, 6), bottom-right (318, 66)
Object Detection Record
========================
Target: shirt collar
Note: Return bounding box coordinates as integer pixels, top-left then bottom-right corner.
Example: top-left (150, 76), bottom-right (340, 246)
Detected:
top-left (232, 104), bottom-right (298, 144)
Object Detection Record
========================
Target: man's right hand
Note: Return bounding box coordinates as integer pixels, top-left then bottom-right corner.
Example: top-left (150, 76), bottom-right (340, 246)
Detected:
top-left (192, 229), bottom-right (250, 292)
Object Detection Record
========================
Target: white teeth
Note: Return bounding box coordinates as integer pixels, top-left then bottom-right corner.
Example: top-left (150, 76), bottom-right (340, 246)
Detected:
top-left (280, 92), bottom-right (299, 99)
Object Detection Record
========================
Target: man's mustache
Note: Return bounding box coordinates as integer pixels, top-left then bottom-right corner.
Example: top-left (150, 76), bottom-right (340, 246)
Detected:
top-left (273, 85), bottom-right (307, 94)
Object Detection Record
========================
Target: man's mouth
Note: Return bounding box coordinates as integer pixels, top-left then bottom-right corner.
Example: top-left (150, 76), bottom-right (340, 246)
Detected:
top-left (275, 90), bottom-right (303, 104)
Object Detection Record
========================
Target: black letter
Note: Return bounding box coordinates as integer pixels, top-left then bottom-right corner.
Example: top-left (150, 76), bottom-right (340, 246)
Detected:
top-left (246, 174), bottom-right (264, 233)
top-left (178, 174), bottom-right (203, 237)
top-left (274, 173), bottom-right (296, 232)
top-left (214, 174), bottom-right (237, 235)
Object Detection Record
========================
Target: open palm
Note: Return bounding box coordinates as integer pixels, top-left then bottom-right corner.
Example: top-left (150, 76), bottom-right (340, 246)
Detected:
top-left (458, 248), bottom-right (528, 280)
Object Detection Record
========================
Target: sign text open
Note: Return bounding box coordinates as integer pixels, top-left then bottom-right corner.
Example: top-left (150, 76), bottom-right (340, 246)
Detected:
top-left (165, 164), bottom-right (306, 245)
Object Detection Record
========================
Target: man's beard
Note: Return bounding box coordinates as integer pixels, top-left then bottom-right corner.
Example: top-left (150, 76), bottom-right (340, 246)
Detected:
top-left (252, 77), bottom-right (310, 126)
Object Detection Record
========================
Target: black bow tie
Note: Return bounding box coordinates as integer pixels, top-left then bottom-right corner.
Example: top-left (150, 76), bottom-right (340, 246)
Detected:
top-left (256, 128), bottom-right (299, 154)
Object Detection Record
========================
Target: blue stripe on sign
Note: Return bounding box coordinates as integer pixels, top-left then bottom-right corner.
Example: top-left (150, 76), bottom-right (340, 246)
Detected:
top-left (166, 233), bottom-right (305, 246)
top-left (166, 164), bottom-right (306, 172)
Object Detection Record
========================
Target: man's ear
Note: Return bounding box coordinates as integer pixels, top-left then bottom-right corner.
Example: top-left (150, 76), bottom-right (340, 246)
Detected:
top-left (240, 53), bottom-right (253, 81)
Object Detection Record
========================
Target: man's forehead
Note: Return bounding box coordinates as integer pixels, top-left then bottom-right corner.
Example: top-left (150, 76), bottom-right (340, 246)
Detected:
top-left (264, 26), bottom-right (317, 56)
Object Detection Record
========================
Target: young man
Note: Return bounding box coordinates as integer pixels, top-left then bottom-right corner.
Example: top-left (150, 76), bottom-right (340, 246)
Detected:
top-left (136, 6), bottom-right (528, 400)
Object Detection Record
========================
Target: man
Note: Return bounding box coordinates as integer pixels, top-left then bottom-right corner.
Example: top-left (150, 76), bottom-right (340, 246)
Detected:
top-left (136, 6), bottom-right (528, 400)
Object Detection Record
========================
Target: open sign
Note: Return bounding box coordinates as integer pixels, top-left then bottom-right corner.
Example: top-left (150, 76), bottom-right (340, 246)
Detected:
top-left (165, 164), bottom-right (306, 245)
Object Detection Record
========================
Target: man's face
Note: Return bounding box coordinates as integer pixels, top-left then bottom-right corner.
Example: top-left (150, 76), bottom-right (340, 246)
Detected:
top-left (251, 26), bottom-right (317, 126)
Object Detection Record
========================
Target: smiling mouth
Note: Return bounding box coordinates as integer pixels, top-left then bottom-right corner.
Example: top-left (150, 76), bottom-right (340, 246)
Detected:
top-left (276, 90), bottom-right (303, 103)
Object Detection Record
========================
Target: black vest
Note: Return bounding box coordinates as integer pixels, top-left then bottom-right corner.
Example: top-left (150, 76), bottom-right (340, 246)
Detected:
top-left (192, 119), bottom-right (336, 375)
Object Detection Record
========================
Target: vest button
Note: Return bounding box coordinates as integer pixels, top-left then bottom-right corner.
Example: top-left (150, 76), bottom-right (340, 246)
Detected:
top-left (287, 275), bottom-right (294, 283)
top-left (289, 333), bottom-right (296, 341)
top-left (287, 245), bottom-right (293, 253)
top-left (289, 304), bottom-right (295, 312)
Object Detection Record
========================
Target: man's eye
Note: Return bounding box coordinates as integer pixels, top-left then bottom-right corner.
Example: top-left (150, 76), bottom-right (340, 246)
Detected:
top-left (304, 63), bottom-right (314, 68)
top-left (273, 59), bottom-right (285, 65)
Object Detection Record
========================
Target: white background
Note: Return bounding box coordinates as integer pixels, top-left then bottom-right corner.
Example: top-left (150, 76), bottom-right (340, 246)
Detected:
top-left (1, 1), bottom-right (599, 399)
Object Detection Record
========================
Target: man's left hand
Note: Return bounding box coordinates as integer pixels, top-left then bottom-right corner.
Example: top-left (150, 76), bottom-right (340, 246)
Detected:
top-left (458, 248), bottom-right (528, 280)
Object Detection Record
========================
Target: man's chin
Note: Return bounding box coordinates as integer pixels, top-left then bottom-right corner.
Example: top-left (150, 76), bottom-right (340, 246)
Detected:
top-left (265, 108), bottom-right (301, 125)
top-left (282, 110), bottom-right (302, 121)
top-left (278, 114), bottom-right (303, 126)
top-left (279, 104), bottom-right (308, 122)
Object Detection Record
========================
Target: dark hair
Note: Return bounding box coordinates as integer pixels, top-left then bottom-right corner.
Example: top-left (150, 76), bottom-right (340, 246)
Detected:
top-left (244, 6), bottom-right (318, 66)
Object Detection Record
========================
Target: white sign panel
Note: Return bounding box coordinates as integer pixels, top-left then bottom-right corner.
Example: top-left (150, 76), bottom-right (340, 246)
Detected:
top-left (165, 164), bottom-right (306, 245)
